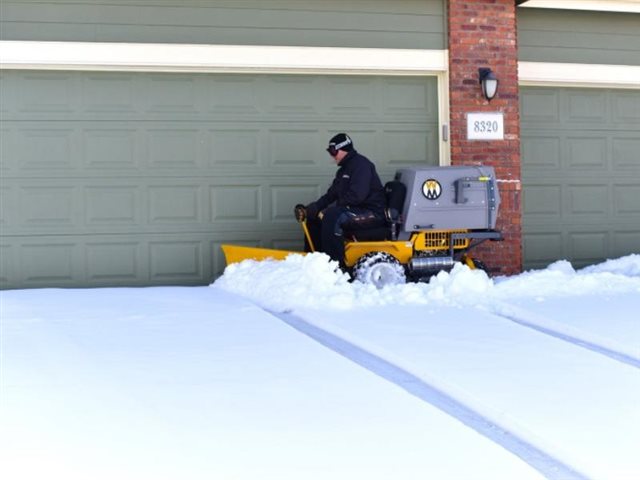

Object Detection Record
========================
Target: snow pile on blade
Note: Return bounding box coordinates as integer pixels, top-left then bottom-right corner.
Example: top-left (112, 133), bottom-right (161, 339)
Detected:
top-left (216, 252), bottom-right (489, 311)
top-left (215, 253), bottom-right (351, 311)
top-left (214, 252), bottom-right (640, 313)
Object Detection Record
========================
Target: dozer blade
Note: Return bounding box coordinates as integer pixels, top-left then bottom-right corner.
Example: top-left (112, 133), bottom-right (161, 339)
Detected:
top-left (221, 244), bottom-right (304, 266)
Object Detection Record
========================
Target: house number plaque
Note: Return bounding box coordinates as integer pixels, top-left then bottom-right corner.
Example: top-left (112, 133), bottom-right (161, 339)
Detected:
top-left (467, 112), bottom-right (504, 140)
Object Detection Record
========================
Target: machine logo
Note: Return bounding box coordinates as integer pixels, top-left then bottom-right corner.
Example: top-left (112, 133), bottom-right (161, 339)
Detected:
top-left (422, 179), bottom-right (442, 200)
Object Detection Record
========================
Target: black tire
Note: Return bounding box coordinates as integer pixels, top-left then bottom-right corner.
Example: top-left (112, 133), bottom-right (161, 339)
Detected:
top-left (353, 252), bottom-right (407, 288)
top-left (464, 256), bottom-right (489, 274)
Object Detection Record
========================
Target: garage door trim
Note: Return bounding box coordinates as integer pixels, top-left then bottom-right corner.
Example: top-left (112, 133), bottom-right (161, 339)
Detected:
top-left (0, 40), bottom-right (448, 75)
top-left (519, 61), bottom-right (640, 89)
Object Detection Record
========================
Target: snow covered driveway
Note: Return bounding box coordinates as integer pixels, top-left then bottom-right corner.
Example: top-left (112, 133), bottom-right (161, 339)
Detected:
top-left (2, 287), bottom-right (543, 480)
top-left (289, 300), bottom-right (640, 479)
top-left (2, 254), bottom-right (640, 479)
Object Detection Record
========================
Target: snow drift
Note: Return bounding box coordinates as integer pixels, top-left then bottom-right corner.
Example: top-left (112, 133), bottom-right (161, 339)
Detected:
top-left (214, 253), bottom-right (640, 312)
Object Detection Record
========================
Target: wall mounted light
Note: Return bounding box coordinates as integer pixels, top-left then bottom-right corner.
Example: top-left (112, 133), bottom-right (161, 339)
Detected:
top-left (478, 68), bottom-right (499, 101)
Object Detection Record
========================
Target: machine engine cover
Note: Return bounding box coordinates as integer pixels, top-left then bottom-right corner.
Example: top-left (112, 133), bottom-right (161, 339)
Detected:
top-left (395, 165), bottom-right (500, 232)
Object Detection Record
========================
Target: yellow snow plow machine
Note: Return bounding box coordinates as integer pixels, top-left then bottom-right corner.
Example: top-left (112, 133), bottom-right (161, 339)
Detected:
top-left (222, 165), bottom-right (502, 287)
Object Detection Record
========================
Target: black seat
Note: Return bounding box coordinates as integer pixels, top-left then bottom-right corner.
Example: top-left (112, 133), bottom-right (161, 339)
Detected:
top-left (345, 180), bottom-right (407, 242)
top-left (384, 180), bottom-right (406, 239)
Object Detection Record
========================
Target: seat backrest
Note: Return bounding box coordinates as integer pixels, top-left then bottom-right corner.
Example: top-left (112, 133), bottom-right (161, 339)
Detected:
top-left (384, 180), bottom-right (407, 220)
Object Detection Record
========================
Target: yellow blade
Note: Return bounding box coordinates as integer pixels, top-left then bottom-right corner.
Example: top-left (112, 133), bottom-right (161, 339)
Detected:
top-left (221, 244), bottom-right (304, 266)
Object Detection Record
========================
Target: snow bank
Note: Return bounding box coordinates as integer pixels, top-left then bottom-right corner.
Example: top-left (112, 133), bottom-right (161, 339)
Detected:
top-left (493, 256), bottom-right (640, 299)
top-left (580, 253), bottom-right (640, 276)
top-left (215, 253), bottom-right (640, 312)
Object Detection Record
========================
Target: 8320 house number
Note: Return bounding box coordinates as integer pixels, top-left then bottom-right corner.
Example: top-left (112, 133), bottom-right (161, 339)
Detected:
top-left (467, 112), bottom-right (504, 140)
top-left (473, 120), bottom-right (499, 133)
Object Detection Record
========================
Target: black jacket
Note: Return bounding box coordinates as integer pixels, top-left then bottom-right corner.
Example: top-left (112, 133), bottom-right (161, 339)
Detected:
top-left (311, 150), bottom-right (386, 216)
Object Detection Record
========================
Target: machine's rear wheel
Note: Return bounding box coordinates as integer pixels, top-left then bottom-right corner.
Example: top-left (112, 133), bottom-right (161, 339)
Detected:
top-left (353, 252), bottom-right (406, 288)
top-left (471, 259), bottom-right (488, 273)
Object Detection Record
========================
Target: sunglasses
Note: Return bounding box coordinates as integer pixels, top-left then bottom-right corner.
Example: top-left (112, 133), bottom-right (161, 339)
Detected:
top-left (326, 146), bottom-right (338, 157)
top-left (326, 137), bottom-right (351, 157)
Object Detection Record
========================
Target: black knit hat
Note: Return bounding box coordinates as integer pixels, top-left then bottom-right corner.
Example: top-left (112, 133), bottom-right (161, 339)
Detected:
top-left (326, 133), bottom-right (354, 156)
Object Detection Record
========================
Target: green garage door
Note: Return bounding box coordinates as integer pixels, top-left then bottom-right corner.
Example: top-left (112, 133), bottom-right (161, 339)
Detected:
top-left (0, 70), bottom-right (439, 289)
top-left (521, 86), bottom-right (640, 270)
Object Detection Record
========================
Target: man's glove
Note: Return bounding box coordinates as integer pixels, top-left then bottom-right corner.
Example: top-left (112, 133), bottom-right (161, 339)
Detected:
top-left (294, 204), bottom-right (306, 222)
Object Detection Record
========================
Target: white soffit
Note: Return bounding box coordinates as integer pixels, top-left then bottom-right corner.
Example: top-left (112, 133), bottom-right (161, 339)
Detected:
top-left (519, 0), bottom-right (640, 13)
top-left (0, 41), bottom-right (448, 75)
top-left (519, 61), bottom-right (640, 89)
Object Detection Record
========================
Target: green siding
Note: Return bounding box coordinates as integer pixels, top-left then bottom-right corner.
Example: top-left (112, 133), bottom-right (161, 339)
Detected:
top-left (518, 8), bottom-right (640, 65)
top-left (0, 70), bottom-right (439, 289)
top-left (0, 0), bottom-right (446, 49)
top-left (521, 86), bottom-right (640, 270)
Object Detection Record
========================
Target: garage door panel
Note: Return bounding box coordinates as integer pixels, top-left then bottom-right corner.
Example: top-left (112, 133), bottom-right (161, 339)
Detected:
top-left (566, 137), bottom-right (607, 169)
top-left (567, 184), bottom-right (609, 217)
top-left (149, 240), bottom-right (203, 282)
top-left (149, 185), bottom-right (203, 224)
top-left (613, 232), bottom-right (640, 258)
top-left (206, 76), bottom-right (260, 114)
top-left (16, 72), bottom-right (77, 112)
top-left (83, 74), bottom-right (137, 112)
top-left (382, 128), bottom-right (437, 169)
top-left (20, 186), bottom-right (78, 227)
top-left (613, 137), bottom-right (640, 168)
top-left (208, 129), bottom-right (261, 167)
top-left (523, 232), bottom-right (564, 269)
top-left (265, 77), bottom-right (320, 114)
top-left (148, 129), bottom-right (202, 168)
top-left (326, 77), bottom-right (378, 115)
top-left (268, 129), bottom-right (323, 166)
top-left (85, 129), bottom-right (139, 168)
top-left (85, 187), bottom-right (139, 226)
top-left (86, 242), bottom-right (140, 282)
top-left (523, 184), bottom-right (562, 219)
top-left (521, 88), bottom-right (561, 123)
top-left (521, 135), bottom-right (561, 170)
top-left (210, 185), bottom-right (262, 223)
top-left (612, 91), bottom-right (640, 123)
top-left (21, 242), bottom-right (78, 285)
top-left (270, 185), bottom-right (320, 222)
top-left (6, 180), bottom-right (79, 232)
top-left (569, 231), bottom-right (608, 264)
top-left (522, 86), bottom-right (640, 269)
top-left (19, 128), bottom-right (77, 169)
top-left (565, 90), bottom-right (608, 123)
top-left (145, 75), bottom-right (200, 113)
top-left (613, 185), bottom-right (640, 215)
top-left (383, 78), bottom-right (437, 117)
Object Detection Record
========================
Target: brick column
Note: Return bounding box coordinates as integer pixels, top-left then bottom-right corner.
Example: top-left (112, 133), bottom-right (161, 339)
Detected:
top-left (448, 0), bottom-right (522, 275)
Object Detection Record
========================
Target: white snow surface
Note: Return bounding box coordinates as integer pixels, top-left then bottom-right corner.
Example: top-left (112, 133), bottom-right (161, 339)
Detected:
top-left (216, 252), bottom-right (640, 479)
top-left (2, 253), bottom-right (640, 479)
top-left (216, 252), bottom-right (640, 311)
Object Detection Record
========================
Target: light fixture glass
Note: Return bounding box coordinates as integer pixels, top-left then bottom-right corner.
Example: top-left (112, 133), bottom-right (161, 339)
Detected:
top-left (478, 68), bottom-right (499, 101)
